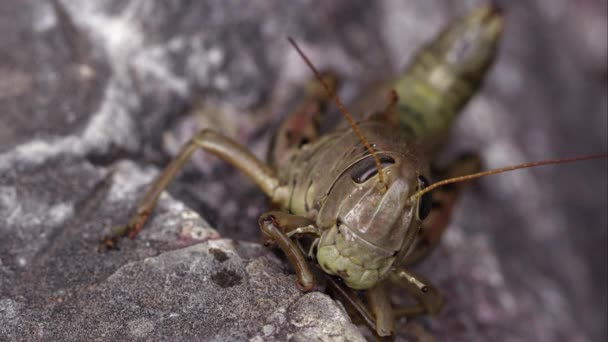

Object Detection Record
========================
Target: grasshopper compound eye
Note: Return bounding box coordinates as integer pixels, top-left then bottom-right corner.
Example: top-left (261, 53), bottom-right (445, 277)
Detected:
top-left (417, 176), bottom-right (432, 220)
top-left (350, 155), bottom-right (395, 184)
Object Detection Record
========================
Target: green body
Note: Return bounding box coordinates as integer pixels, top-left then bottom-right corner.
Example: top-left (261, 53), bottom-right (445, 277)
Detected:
top-left (395, 5), bottom-right (502, 155)
top-left (274, 121), bottom-right (426, 288)
top-left (272, 5), bottom-right (502, 289)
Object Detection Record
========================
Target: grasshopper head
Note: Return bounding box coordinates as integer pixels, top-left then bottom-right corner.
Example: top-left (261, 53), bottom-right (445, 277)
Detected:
top-left (316, 152), bottom-right (431, 289)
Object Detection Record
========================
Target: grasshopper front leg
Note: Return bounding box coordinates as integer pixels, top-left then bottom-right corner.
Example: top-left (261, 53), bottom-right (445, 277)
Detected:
top-left (258, 211), bottom-right (320, 291)
top-left (365, 282), bottom-right (396, 337)
top-left (100, 129), bottom-right (289, 250)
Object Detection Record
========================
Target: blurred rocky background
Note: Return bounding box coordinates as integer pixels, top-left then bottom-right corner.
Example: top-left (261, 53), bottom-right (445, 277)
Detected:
top-left (1, 0), bottom-right (606, 341)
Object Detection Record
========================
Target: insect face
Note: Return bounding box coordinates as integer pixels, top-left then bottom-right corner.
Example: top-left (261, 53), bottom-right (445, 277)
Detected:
top-left (316, 149), bottom-right (429, 289)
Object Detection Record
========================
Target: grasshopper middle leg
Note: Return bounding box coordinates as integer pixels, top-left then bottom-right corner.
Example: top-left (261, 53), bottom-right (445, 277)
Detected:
top-left (389, 267), bottom-right (443, 317)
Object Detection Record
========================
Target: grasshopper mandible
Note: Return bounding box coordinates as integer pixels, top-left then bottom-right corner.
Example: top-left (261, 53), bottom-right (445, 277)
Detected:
top-left (100, 4), bottom-right (606, 337)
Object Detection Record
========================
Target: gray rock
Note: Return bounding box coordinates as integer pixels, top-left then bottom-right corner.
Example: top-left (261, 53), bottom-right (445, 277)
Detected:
top-left (0, 0), bottom-right (606, 341)
top-left (0, 159), bottom-right (361, 341)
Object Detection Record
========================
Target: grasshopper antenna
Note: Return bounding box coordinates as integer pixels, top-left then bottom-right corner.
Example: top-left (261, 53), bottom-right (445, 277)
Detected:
top-left (410, 154), bottom-right (608, 200)
top-left (287, 37), bottom-right (387, 191)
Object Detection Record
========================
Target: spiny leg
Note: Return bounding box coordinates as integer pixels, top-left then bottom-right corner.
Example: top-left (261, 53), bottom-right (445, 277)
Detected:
top-left (325, 276), bottom-right (377, 332)
top-left (403, 153), bottom-right (480, 265)
top-left (324, 275), bottom-right (396, 337)
top-left (325, 277), bottom-right (395, 340)
top-left (365, 282), bottom-right (395, 337)
top-left (389, 267), bottom-right (443, 318)
top-left (258, 211), bottom-right (319, 291)
top-left (100, 129), bottom-right (285, 250)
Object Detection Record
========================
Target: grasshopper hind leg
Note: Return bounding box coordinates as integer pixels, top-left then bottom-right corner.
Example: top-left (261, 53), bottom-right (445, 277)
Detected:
top-left (269, 71), bottom-right (338, 166)
top-left (100, 129), bottom-right (285, 251)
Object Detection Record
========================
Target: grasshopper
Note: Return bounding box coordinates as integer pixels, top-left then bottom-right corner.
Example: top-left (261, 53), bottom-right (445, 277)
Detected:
top-left (100, 4), bottom-right (606, 337)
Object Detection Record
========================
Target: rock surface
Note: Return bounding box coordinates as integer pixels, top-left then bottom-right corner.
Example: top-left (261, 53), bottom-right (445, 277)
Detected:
top-left (0, 159), bottom-right (363, 341)
top-left (1, 0), bottom-right (606, 341)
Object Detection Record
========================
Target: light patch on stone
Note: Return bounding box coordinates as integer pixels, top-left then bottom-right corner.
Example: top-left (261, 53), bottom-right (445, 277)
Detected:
top-left (16, 257), bottom-right (27, 267)
top-left (31, 1), bottom-right (56, 33)
top-left (81, 80), bottom-right (140, 153)
top-left (76, 64), bottom-right (96, 81)
top-left (213, 75), bottom-right (230, 90)
top-left (256, 307), bottom-right (288, 339)
top-left (180, 209), bottom-right (199, 220)
top-left (167, 37), bottom-right (186, 52)
top-left (262, 324), bottom-right (274, 337)
top-left (4, 205), bottom-right (23, 228)
top-left (495, 62), bottom-right (524, 96)
top-left (207, 239), bottom-right (237, 254)
top-left (289, 294), bottom-right (351, 328)
top-left (0, 185), bottom-right (73, 228)
top-left (0, 77), bottom-right (139, 172)
top-left (468, 234), bottom-right (505, 287)
top-left (127, 317), bottom-right (155, 338)
top-left (179, 214), bottom-right (220, 242)
top-left (70, 1), bottom-right (144, 71)
top-left (78, 3), bottom-right (220, 100)
top-left (186, 52), bottom-right (213, 86)
top-left (0, 2), bottom-right (222, 174)
top-left (268, 308), bottom-right (287, 325)
top-left (132, 44), bottom-right (189, 96)
top-left (483, 142), bottom-right (528, 196)
top-left (106, 161), bottom-right (158, 203)
top-left (0, 298), bottom-right (20, 320)
top-left (0, 186), bottom-right (18, 216)
top-left (380, 0), bottom-right (446, 70)
top-left (443, 222), bottom-right (465, 248)
top-left (185, 40), bottom-right (227, 87)
top-left (0, 137), bottom-right (79, 172)
top-left (47, 202), bottom-right (75, 227)
top-left (288, 292), bottom-right (364, 342)
top-left (465, 97), bottom-right (503, 141)
top-left (499, 291), bottom-right (517, 316)
top-left (206, 47), bottom-right (224, 66)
